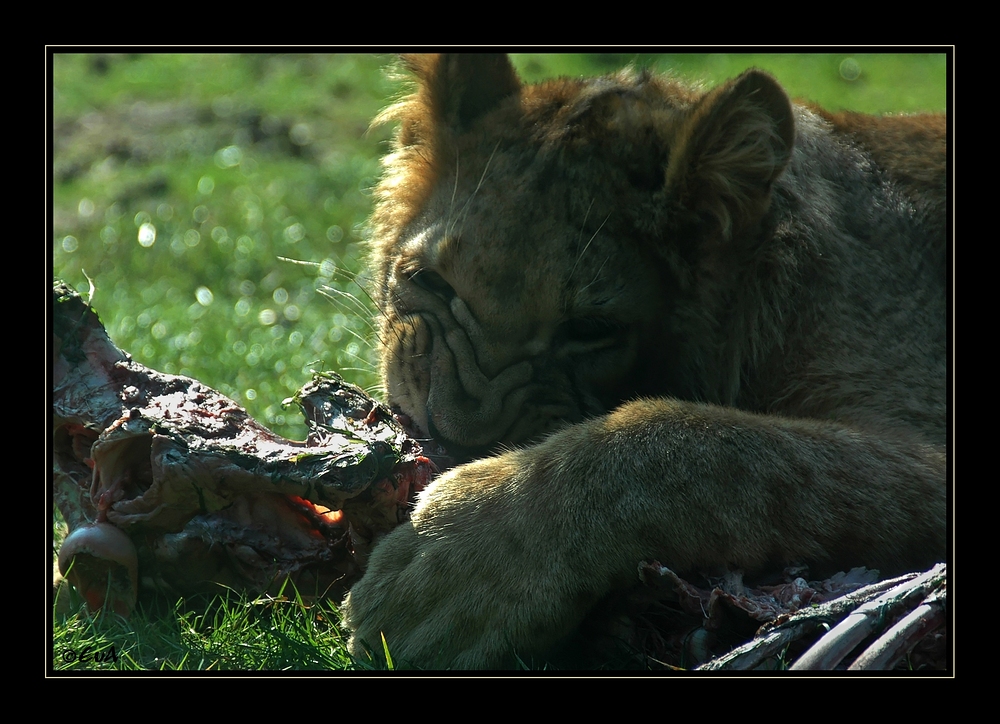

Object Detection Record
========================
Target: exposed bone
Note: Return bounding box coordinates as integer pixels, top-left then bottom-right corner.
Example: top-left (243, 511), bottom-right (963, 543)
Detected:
top-left (692, 563), bottom-right (948, 671)
top-left (789, 563), bottom-right (946, 670)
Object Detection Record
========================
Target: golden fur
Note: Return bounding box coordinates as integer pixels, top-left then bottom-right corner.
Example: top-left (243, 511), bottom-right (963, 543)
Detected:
top-left (342, 54), bottom-right (947, 669)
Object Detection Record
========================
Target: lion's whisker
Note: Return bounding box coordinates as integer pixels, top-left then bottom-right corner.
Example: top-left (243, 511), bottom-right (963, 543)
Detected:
top-left (570, 210), bottom-right (612, 282)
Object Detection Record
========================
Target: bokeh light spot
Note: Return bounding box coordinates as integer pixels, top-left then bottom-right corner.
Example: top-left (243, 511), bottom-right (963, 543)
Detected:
top-left (138, 222), bottom-right (157, 247)
top-left (839, 58), bottom-right (862, 82)
top-left (215, 145), bottom-right (243, 168)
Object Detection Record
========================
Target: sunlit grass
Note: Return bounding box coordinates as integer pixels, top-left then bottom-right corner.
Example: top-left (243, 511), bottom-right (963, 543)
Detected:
top-left (53, 584), bottom-right (357, 672)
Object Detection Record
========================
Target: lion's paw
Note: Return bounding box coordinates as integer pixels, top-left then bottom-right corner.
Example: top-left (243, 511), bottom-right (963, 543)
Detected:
top-left (341, 451), bottom-right (604, 669)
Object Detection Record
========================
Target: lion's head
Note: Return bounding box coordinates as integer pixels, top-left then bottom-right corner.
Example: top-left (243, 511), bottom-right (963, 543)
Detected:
top-left (369, 54), bottom-right (794, 459)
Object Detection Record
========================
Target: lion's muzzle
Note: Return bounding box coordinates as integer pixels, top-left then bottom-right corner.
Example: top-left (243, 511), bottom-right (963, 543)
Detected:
top-left (386, 300), bottom-right (534, 452)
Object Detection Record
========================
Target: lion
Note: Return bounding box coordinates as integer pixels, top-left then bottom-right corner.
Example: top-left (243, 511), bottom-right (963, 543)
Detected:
top-left (341, 54), bottom-right (947, 669)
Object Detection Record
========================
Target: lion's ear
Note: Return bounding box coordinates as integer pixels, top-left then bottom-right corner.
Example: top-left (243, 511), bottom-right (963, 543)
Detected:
top-left (665, 69), bottom-right (794, 240)
top-left (402, 53), bottom-right (521, 133)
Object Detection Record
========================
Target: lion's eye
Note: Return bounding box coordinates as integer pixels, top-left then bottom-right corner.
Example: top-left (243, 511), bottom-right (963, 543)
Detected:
top-left (558, 316), bottom-right (624, 346)
top-left (408, 269), bottom-right (456, 301)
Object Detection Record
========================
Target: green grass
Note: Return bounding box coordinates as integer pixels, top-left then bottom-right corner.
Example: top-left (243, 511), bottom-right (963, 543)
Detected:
top-left (513, 53), bottom-right (947, 113)
top-left (50, 52), bottom-right (948, 672)
top-left (53, 583), bottom-right (354, 671)
top-left (53, 54), bottom-right (397, 440)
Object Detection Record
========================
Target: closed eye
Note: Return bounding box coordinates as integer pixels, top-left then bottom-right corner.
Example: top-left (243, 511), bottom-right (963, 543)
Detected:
top-left (408, 269), bottom-right (456, 301)
top-left (557, 316), bottom-right (625, 346)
